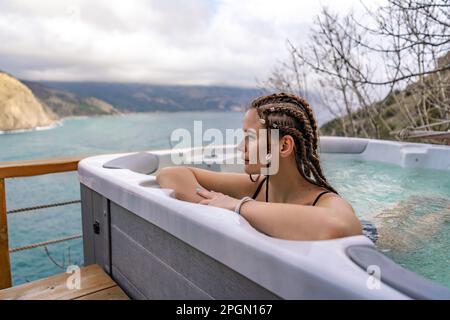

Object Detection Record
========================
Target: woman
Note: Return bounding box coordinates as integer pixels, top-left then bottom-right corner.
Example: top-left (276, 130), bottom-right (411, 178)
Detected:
top-left (157, 92), bottom-right (363, 241)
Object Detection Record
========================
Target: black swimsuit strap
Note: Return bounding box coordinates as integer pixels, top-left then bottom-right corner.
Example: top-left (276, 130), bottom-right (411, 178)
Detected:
top-left (312, 190), bottom-right (332, 206)
top-left (252, 180), bottom-right (332, 205)
top-left (251, 177), bottom-right (267, 200)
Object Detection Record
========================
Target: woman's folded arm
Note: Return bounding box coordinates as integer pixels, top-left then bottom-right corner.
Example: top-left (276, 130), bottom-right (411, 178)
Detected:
top-left (238, 197), bottom-right (362, 241)
top-left (156, 166), bottom-right (261, 202)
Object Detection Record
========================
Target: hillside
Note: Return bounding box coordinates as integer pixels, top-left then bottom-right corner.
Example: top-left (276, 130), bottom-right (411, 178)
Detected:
top-left (37, 81), bottom-right (262, 112)
top-left (0, 72), bottom-right (56, 131)
top-left (23, 81), bottom-right (121, 118)
top-left (320, 52), bottom-right (450, 143)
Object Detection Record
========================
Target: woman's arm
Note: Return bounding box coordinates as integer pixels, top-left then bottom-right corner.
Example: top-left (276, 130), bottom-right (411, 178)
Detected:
top-left (156, 166), bottom-right (261, 203)
top-left (156, 166), bottom-right (205, 203)
top-left (158, 167), bottom-right (362, 241)
top-left (239, 197), bottom-right (362, 240)
top-left (196, 189), bottom-right (362, 241)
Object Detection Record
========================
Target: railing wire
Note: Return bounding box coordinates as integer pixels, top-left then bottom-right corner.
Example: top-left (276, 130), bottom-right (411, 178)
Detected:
top-left (6, 200), bottom-right (81, 214)
top-left (7, 199), bottom-right (83, 253)
top-left (9, 234), bottom-right (83, 253)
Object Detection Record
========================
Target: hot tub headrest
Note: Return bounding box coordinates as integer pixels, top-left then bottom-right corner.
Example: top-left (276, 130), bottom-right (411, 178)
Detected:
top-left (319, 137), bottom-right (368, 154)
top-left (102, 152), bottom-right (159, 174)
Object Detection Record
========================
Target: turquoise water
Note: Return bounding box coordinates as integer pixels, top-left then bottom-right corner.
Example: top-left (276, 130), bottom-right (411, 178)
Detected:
top-left (1, 112), bottom-right (449, 289)
top-left (323, 158), bottom-right (450, 288)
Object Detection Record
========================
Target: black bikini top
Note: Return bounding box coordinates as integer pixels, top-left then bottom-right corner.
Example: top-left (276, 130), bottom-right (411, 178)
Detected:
top-left (251, 176), bottom-right (332, 206)
top-left (251, 177), bottom-right (267, 200)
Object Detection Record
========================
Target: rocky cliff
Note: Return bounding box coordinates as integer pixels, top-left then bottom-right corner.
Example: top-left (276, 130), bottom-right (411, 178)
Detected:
top-left (0, 72), bottom-right (56, 131)
top-left (23, 81), bottom-right (121, 118)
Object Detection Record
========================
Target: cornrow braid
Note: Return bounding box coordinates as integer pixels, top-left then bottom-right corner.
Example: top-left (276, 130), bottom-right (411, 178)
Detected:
top-left (251, 92), bottom-right (320, 151)
top-left (250, 92), bottom-right (339, 197)
top-left (274, 124), bottom-right (338, 194)
top-left (259, 104), bottom-right (316, 157)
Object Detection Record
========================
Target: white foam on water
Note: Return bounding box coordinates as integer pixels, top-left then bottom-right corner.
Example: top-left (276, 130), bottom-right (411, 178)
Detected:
top-left (0, 120), bottom-right (64, 135)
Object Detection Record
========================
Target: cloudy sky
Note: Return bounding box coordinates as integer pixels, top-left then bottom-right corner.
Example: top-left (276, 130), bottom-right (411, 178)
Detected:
top-left (0, 0), bottom-right (374, 87)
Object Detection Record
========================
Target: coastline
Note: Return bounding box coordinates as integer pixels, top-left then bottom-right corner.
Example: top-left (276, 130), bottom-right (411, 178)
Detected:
top-left (0, 120), bottom-right (64, 135)
top-left (0, 109), bottom-right (246, 135)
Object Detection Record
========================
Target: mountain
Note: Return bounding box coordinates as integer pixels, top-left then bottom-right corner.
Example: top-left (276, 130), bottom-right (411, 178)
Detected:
top-left (0, 72), bottom-right (56, 131)
top-left (23, 81), bottom-right (121, 118)
top-left (36, 81), bottom-right (262, 112)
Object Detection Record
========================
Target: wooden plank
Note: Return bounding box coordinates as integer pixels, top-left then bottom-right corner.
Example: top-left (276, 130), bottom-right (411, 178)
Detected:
top-left (0, 156), bottom-right (86, 179)
top-left (75, 285), bottom-right (129, 300)
top-left (0, 178), bottom-right (12, 289)
top-left (0, 264), bottom-right (116, 300)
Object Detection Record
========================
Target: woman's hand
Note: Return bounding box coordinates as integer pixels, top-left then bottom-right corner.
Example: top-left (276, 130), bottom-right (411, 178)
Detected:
top-left (196, 188), bottom-right (240, 211)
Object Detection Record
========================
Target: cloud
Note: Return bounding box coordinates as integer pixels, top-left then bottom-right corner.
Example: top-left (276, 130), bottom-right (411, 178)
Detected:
top-left (0, 0), bottom-right (367, 87)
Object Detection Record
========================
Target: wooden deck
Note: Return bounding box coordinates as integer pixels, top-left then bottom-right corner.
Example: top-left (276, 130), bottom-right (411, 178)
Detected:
top-left (0, 264), bottom-right (129, 300)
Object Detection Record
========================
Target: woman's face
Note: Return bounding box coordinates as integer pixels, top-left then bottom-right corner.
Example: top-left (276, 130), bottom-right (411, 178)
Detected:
top-left (238, 108), bottom-right (267, 175)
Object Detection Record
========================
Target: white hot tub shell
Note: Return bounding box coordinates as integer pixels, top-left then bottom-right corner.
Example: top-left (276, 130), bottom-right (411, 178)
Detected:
top-left (77, 136), bottom-right (450, 299)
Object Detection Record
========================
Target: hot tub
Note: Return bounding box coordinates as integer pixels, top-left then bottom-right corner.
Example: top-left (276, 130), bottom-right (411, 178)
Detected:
top-left (77, 136), bottom-right (450, 299)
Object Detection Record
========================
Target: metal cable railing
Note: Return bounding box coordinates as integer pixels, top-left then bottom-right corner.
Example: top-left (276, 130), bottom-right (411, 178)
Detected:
top-left (6, 200), bottom-right (81, 214)
top-left (6, 200), bottom-right (83, 253)
top-left (9, 234), bottom-right (83, 253)
top-left (7, 199), bottom-right (83, 253)
top-left (0, 156), bottom-right (85, 289)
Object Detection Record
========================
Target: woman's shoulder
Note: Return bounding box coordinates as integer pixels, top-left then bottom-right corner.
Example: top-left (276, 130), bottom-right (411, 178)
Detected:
top-left (313, 191), bottom-right (362, 235)
top-left (312, 189), bottom-right (352, 211)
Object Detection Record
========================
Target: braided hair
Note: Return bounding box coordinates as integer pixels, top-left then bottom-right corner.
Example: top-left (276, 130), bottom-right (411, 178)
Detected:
top-left (249, 92), bottom-right (338, 202)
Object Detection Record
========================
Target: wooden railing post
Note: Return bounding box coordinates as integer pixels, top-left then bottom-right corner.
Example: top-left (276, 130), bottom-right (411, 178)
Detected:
top-left (0, 154), bottom-right (90, 290)
top-left (0, 156), bottom-right (86, 290)
top-left (0, 178), bottom-right (12, 289)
